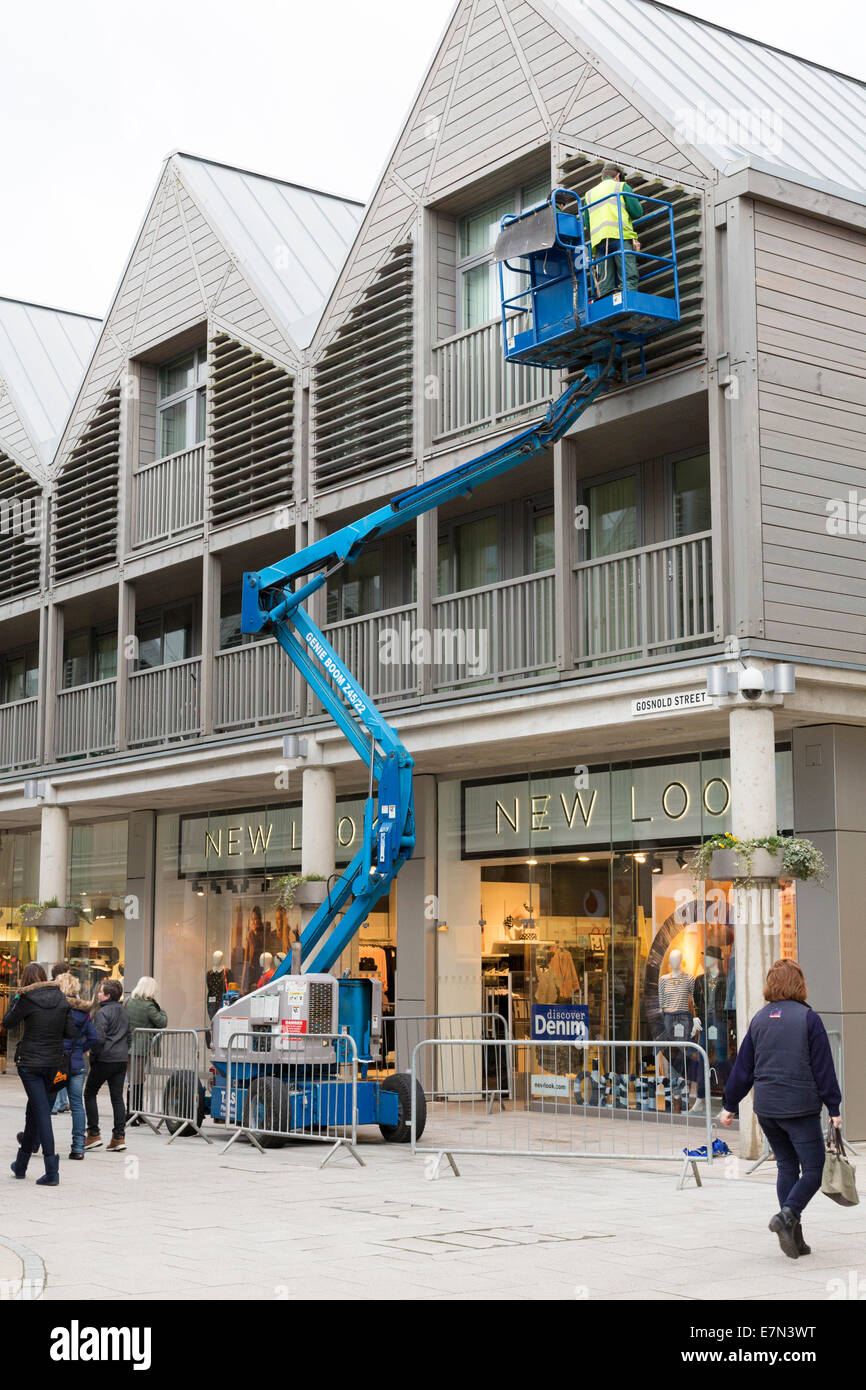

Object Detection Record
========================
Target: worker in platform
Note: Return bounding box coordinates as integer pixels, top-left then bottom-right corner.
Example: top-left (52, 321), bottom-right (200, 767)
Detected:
top-left (584, 164), bottom-right (643, 298)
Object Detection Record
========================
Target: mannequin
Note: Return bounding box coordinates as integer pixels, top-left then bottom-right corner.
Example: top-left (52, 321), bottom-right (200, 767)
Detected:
top-left (206, 950), bottom-right (230, 1020)
top-left (657, 948), bottom-right (700, 1111)
top-left (688, 946), bottom-right (730, 1111)
top-left (257, 951), bottom-right (275, 988)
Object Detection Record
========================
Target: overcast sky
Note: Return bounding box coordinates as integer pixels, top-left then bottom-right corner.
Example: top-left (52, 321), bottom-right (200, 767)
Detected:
top-left (1, 0), bottom-right (861, 318)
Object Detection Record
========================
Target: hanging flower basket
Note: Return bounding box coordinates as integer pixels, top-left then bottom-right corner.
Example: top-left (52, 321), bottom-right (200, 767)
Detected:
top-left (274, 874), bottom-right (328, 909)
top-left (689, 833), bottom-right (826, 889)
top-left (19, 903), bottom-right (79, 929)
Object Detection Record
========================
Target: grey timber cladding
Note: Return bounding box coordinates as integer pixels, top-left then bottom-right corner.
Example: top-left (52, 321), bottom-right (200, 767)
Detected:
top-left (557, 152), bottom-right (705, 376)
top-left (52, 387), bottom-right (120, 584)
top-left (0, 453), bottom-right (42, 600)
top-left (313, 243), bottom-right (414, 489)
top-left (755, 202), bottom-right (866, 661)
top-left (209, 334), bottom-right (294, 526)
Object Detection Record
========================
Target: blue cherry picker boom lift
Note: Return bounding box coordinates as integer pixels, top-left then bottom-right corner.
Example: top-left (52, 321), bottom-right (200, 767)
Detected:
top-left (207, 186), bottom-right (681, 1145)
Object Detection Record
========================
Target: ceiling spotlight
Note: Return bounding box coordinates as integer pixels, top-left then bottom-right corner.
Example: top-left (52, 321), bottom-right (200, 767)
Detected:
top-left (676, 852), bottom-right (686, 870)
top-left (192, 881), bottom-right (205, 897)
top-left (578, 855), bottom-right (590, 862)
top-left (240, 878), bottom-right (250, 894)
top-left (225, 879), bottom-right (236, 893)
top-left (634, 853), bottom-right (646, 864)
top-left (526, 859), bottom-right (537, 867)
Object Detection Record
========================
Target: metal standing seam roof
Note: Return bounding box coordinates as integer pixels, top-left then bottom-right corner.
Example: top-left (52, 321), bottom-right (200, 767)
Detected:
top-left (0, 297), bottom-right (100, 467)
top-left (175, 153), bottom-right (365, 349)
top-left (549, 0), bottom-right (866, 197)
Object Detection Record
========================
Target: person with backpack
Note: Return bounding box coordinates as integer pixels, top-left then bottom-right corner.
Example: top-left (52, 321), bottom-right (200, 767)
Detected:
top-left (84, 979), bottom-right (131, 1152)
top-left (53, 972), bottom-right (99, 1160)
top-left (3, 963), bottom-right (77, 1186)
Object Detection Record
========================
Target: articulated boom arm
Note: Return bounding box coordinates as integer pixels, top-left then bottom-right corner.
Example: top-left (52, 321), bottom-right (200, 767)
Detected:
top-left (245, 348), bottom-right (617, 979)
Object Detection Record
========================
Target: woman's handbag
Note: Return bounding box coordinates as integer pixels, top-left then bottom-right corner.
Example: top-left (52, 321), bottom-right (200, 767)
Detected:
top-left (822, 1124), bottom-right (859, 1207)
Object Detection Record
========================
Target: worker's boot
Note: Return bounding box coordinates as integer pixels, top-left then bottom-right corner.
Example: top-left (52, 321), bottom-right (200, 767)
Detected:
top-left (792, 1214), bottom-right (811, 1256)
top-left (10, 1147), bottom-right (30, 1179)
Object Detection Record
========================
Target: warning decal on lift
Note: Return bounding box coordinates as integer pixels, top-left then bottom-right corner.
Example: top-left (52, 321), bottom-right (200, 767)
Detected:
top-left (282, 1019), bottom-right (307, 1035)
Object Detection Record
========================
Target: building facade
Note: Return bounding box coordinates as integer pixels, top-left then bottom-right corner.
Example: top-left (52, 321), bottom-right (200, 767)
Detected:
top-left (1, 0), bottom-right (865, 1132)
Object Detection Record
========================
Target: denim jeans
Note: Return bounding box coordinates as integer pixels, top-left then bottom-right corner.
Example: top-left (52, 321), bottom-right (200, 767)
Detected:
top-left (758, 1112), bottom-right (826, 1216)
top-left (18, 1066), bottom-right (59, 1158)
top-left (68, 1070), bottom-right (86, 1154)
top-left (51, 1086), bottom-right (69, 1113)
top-left (85, 1059), bottom-right (127, 1139)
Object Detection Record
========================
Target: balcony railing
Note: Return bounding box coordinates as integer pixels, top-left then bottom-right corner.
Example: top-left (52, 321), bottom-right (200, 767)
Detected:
top-left (57, 679), bottom-right (117, 759)
top-left (432, 318), bottom-right (555, 440)
top-left (215, 640), bottom-right (299, 732)
top-left (574, 531), bottom-right (714, 666)
top-left (128, 657), bottom-right (201, 746)
top-left (0, 697), bottom-right (39, 770)
top-left (324, 604), bottom-right (418, 703)
top-left (432, 571), bottom-right (556, 691)
top-left (132, 444), bottom-right (205, 547)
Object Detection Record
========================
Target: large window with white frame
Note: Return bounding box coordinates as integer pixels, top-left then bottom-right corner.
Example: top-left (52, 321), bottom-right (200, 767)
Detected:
top-left (457, 176), bottom-right (550, 331)
top-left (157, 347), bottom-right (207, 459)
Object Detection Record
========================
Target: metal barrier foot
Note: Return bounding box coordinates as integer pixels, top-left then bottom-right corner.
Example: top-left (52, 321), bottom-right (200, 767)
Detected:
top-left (166, 1122), bottom-right (212, 1146)
top-left (677, 1156), bottom-right (702, 1190)
top-left (426, 1150), bottom-right (461, 1180)
top-left (319, 1139), bottom-right (365, 1169)
top-left (219, 1128), bottom-right (265, 1155)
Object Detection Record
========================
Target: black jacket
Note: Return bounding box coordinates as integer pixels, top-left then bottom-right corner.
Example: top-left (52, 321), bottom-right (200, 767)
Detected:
top-left (3, 980), bottom-right (76, 1070)
top-left (92, 999), bottom-right (131, 1063)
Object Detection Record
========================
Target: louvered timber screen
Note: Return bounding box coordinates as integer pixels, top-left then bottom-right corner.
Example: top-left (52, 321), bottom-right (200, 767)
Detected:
top-left (52, 387), bottom-right (120, 583)
top-left (209, 335), bottom-right (294, 527)
top-left (556, 154), bottom-right (705, 378)
top-left (0, 454), bottom-right (42, 600)
top-left (313, 241), bottom-right (414, 489)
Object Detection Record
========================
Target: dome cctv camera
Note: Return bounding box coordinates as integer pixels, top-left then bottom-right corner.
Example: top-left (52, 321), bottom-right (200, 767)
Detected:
top-left (738, 666), bottom-right (764, 701)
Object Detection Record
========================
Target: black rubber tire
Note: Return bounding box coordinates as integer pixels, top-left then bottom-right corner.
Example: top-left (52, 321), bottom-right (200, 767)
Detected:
top-left (242, 1077), bottom-right (291, 1149)
top-left (378, 1072), bottom-right (426, 1143)
top-left (164, 1075), bottom-right (206, 1136)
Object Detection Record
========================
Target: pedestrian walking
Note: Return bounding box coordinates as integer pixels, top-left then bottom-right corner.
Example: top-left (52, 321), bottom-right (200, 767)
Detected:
top-left (125, 976), bottom-right (168, 1124)
top-left (84, 979), bottom-right (131, 1152)
top-left (49, 962), bottom-right (72, 1115)
top-left (3, 963), bottom-right (76, 1186)
top-left (720, 958), bottom-right (842, 1258)
top-left (53, 972), bottom-right (98, 1160)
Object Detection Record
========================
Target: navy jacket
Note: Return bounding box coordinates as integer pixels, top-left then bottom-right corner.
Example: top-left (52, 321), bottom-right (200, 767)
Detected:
top-left (724, 1001), bottom-right (841, 1118)
top-left (63, 1004), bottom-right (99, 1073)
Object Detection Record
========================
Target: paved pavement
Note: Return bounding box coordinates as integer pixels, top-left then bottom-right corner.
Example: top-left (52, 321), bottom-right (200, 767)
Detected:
top-left (0, 1074), bottom-right (863, 1302)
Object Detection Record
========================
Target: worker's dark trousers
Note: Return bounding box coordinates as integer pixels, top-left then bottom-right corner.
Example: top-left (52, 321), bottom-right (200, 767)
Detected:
top-left (757, 1113), bottom-right (825, 1215)
top-left (595, 238), bottom-right (638, 295)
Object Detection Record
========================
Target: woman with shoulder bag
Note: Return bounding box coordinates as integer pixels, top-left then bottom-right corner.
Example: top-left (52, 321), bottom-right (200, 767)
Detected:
top-left (720, 958), bottom-right (842, 1259)
top-left (2, 963), bottom-right (77, 1186)
top-left (54, 972), bottom-right (99, 1160)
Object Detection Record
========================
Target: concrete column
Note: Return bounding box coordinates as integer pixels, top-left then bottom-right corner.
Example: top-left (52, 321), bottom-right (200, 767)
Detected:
top-left (125, 811), bottom-right (156, 990)
top-left (199, 551), bottom-right (220, 736)
top-left (300, 764), bottom-right (336, 945)
top-left (729, 703), bottom-right (778, 1158)
top-left (37, 802), bottom-right (69, 965)
top-left (115, 578), bottom-right (135, 751)
top-left (395, 774), bottom-right (437, 1017)
top-left (415, 510), bottom-right (436, 697)
top-left (553, 439), bottom-right (576, 671)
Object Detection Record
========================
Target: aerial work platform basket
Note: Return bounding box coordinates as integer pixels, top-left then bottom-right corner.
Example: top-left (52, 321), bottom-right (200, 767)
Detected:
top-left (495, 185), bottom-right (680, 373)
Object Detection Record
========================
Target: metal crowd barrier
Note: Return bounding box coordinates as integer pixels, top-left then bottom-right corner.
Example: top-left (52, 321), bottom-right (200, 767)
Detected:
top-left (219, 1030), bottom-right (362, 1167)
top-left (751, 1027), bottom-right (859, 1172)
top-left (378, 1012), bottom-right (512, 1104)
top-left (410, 1038), bottom-right (714, 1186)
top-left (127, 1028), bottom-right (211, 1143)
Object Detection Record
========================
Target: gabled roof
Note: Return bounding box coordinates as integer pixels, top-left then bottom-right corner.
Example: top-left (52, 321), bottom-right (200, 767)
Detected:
top-left (0, 297), bottom-right (100, 467)
top-left (551, 0), bottom-right (866, 198)
top-left (175, 153), bottom-right (365, 348)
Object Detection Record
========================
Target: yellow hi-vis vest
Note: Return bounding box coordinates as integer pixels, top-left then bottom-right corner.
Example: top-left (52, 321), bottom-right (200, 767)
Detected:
top-left (586, 178), bottom-right (636, 247)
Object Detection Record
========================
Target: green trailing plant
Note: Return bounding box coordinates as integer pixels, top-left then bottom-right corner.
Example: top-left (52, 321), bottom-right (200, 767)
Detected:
top-left (688, 832), bottom-right (826, 888)
top-left (274, 873), bottom-right (326, 910)
top-left (19, 899), bottom-right (79, 916)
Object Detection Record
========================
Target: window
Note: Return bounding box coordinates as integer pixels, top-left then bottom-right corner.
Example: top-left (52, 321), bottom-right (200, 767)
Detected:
top-left (135, 603), bottom-right (194, 670)
top-left (586, 475), bottom-right (639, 559)
top-left (457, 176), bottom-right (550, 330)
top-left (438, 514), bottom-right (500, 595)
top-left (0, 646), bottom-right (38, 703)
top-left (157, 347), bottom-right (207, 459)
top-left (327, 548), bottom-right (382, 624)
top-left (531, 509), bottom-right (555, 572)
top-left (672, 453), bottom-right (711, 537)
top-left (61, 629), bottom-right (117, 689)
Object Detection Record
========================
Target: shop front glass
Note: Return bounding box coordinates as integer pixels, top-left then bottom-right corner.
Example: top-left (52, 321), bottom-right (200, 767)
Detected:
top-left (154, 800), bottom-right (396, 1030)
top-left (0, 828), bottom-right (41, 1000)
top-left (438, 749), bottom-right (796, 1105)
top-left (67, 820), bottom-right (129, 1000)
